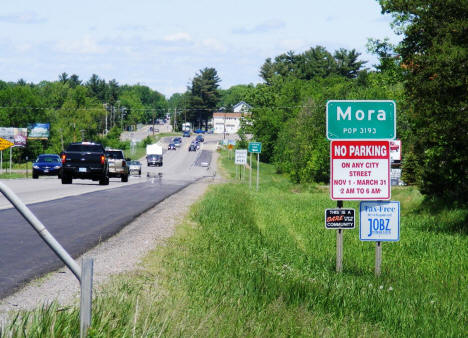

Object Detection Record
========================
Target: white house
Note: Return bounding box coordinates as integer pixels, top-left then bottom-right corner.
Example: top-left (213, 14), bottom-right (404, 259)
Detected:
top-left (233, 101), bottom-right (252, 113)
top-left (213, 112), bottom-right (242, 134)
top-left (211, 101), bottom-right (252, 135)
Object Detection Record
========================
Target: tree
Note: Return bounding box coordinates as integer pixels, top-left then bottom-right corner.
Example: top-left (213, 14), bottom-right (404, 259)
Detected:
top-left (333, 48), bottom-right (366, 78)
top-left (58, 72), bottom-right (69, 84)
top-left (379, 0), bottom-right (468, 204)
top-left (188, 67), bottom-right (221, 129)
top-left (68, 74), bottom-right (82, 88)
top-left (86, 74), bottom-right (106, 101)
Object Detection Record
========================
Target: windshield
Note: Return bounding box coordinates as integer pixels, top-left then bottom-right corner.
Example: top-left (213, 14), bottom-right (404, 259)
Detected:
top-left (37, 155), bottom-right (60, 163)
top-left (67, 144), bottom-right (103, 152)
top-left (105, 151), bottom-right (124, 159)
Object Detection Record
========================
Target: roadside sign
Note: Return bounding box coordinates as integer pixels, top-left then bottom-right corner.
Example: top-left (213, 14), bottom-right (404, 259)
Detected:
top-left (325, 208), bottom-right (355, 229)
top-left (389, 139), bottom-right (401, 161)
top-left (0, 137), bottom-right (14, 151)
top-left (248, 142), bottom-right (262, 153)
top-left (235, 149), bottom-right (247, 165)
top-left (326, 100), bottom-right (396, 140)
top-left (330, 140), bottom-right (390, 200)
top-left (360, 201), bottom-right (400, 241)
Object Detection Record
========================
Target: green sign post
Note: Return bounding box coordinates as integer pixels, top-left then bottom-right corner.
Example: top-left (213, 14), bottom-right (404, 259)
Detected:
top-left (326, 100), bottom-right (396, 140)
top-left (248, 142), bottom-right (262, 190)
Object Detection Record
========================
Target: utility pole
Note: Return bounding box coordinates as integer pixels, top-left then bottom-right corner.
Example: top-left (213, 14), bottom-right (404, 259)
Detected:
top-left (173, 108), bottom-right (176, 132)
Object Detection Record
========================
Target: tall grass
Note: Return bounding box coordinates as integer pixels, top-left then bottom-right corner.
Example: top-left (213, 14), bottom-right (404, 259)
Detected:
top-left (1, 150), bottom-right (466, 337)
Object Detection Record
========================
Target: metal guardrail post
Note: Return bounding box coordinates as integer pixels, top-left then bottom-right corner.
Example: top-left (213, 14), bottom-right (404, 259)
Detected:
top-left (0, 181), bottom-right (93, 337)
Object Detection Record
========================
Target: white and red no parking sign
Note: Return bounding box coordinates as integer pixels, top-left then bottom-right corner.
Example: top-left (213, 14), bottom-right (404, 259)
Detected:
top-left (330, 140), bottom-right (390, 200)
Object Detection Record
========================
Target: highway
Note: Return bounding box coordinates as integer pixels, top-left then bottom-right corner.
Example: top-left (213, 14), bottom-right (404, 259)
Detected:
top-left (0, 133), bottom-right (219, 299)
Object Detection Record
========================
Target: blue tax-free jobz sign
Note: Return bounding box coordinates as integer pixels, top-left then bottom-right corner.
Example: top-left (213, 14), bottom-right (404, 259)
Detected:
top-left (360, 201), bottom-right (400, 241)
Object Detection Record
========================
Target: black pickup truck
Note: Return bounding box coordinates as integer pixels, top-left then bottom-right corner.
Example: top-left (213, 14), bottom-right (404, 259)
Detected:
top-left (60, 142), bottom-right (109, 185)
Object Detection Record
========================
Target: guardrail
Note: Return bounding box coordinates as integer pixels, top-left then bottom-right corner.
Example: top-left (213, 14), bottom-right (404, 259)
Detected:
top-left (0, 181), bottom-right (93, 338)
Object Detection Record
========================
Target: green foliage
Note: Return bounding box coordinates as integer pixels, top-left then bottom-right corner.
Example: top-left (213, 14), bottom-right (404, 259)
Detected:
top-left (259, 46), bottom-right (367, 84)
top-left (379, 0), bottom-right (468, 204)
top-left (187, 67), bottom-right (221, 129)
top-left (0, 75), bottom-right (168, 161)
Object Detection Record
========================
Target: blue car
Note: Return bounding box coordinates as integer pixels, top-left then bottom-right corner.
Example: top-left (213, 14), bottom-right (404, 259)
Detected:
top-left (194, 129), bottom-right (206, 134)
top-left (32, 154), bottom-right (62, 179)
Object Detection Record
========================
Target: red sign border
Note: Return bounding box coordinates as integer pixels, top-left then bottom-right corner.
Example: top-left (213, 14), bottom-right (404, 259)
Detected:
top-left (330, 140), bottom-right (391, 200)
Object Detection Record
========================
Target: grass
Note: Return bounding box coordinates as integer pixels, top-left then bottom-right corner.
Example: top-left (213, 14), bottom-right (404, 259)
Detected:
top-left (1, 149), bottom-right (466, 337)
top-left (124, 132), bottom-right (178, 161)
top-left (0, 172), bottom-right (27, 179)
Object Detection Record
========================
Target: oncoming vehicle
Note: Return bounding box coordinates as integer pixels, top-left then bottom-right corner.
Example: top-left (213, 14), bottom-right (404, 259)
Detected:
top-left (173, 137), bottom-right (182, 147)
top-left (105, 148), bottom-right (129, 182)
top-left (168, 143), bottom-right (176, 150)
top-left (147, 154), bottom-right (163, 166)
top-left (32, 154), bottom-right (62, 179)
top-left (128, 160), bottom-right (142, 176)
top-left (195, 135), bottom-right (204, 142)
top-left (183, 131), bottom-right (190, 137)
top-left (188, 143), bottom-right (197, 152)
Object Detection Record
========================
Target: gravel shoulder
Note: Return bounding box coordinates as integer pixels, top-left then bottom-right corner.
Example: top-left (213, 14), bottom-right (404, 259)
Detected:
top-left (0, 148), bottom-right (224, 324)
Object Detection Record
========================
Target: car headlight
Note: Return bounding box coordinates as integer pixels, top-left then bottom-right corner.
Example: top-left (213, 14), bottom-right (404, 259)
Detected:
top-left (54, 166), bottom-right (61, 169)
top-left (33, 165), bottom-right (39, 169)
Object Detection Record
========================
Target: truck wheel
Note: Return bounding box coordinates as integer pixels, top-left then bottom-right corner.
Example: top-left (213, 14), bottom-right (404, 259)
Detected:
top-left (61, 173), bottom-right (72, 184)
top-left (121, 174), bottom-right (128, 182)
top-left (99, 173), bottom-right (109, 185)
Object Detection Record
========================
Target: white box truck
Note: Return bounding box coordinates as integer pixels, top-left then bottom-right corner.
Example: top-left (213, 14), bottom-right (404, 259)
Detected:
top-left (146, 143), bottom-right (163, 166)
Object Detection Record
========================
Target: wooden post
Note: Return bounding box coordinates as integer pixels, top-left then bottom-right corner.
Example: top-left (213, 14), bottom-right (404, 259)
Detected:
top-left (80, 258), bottom-right (94, 338)
top-left (336, 200), bottom-right (343, 272)
top-left (336, 229), bottom-right (343, 272)
top-left (375, 241), bottom-right (382, 277)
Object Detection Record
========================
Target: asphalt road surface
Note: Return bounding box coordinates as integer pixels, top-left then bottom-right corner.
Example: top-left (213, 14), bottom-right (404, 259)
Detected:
top-left (0, 134), bottom-right (219, 299)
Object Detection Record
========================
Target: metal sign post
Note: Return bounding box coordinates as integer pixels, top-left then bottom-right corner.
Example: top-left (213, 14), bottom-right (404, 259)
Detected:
top-left (336, 200), bottom-right (343, 272)
top-left (248, 142), bottom-right (262, 191)
top-left (249, 153), bottom-right (252, 188)
top-left (256, 153), bottom-right (260, 191)
top-left (375, 242), bottom-right (382, 276)
top-left (0, 182), bottom-right (94, 337)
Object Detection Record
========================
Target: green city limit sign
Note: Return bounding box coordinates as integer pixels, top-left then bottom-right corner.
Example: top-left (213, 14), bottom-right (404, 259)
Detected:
top-left (326, 100), bottom-right (396, 140)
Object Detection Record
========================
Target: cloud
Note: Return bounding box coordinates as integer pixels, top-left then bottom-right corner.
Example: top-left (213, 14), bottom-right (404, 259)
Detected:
top-left (233, 19), bottom-right (285, 34)
top-left (163, 32), bottom-right (192, 42)
top-left (201, 38), bottom-right (227, 53)
top-left (0, 11), bottom-right (46, 24)
top-left (54, 36), bottom-right (106, 54)
top-left (117, 24), bottom-right (148, 32)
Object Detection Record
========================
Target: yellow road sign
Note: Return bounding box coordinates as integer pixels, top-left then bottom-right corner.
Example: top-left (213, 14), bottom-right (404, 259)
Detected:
top-left (0, 137), bottom-right (14, 151)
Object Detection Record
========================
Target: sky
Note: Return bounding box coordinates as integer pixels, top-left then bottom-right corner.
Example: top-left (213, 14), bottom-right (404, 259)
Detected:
top-left (0, 0), bottom-right (401, 97)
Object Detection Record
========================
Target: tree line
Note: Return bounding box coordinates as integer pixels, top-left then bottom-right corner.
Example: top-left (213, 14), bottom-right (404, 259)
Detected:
top-left (0, 74), bottom-right (167, 161)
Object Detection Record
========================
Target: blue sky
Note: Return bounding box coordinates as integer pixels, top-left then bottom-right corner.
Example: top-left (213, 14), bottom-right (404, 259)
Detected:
top-left (0, 0), bottom-right (400, 97)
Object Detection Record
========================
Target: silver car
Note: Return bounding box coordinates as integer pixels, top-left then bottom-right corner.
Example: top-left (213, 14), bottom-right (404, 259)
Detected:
top-left (128, 160), bottom-right (142, 176)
